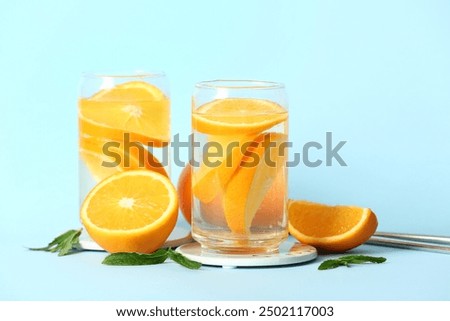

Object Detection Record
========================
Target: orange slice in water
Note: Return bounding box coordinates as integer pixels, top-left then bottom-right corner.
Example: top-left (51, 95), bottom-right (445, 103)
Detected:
top-left (288, 200), bottom-right (378, 252)
top-left (79, 81), bottom-right (170, 146)
top-left (192, 134), bottom-right (256, 203)
top-left (192, 98), bottom-right (287, 135)
top-left (79, 117), bottom-right (168, 148)
top-left (223, 132), bottom-right (287, 234)
top-left (80, 170), bottom-right (178, 253)
top-left (79, 148), bottom-right (123, 182)
top-left (79, 134), bottom-right (167, 182)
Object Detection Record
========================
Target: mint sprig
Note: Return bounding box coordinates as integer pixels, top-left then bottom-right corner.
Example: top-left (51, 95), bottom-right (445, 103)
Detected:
top-left (30, 228), bottom-right (201, 270)
top-left (102, 249), bottom-right (169, 266)
top-left (29, 229), bottom-right (82, 256)
top-left (318, 255), bottom-right (386, 270)
top-left (167, 248), bottom-right (202, 270)
top-left (102, 248), bottom-right (201, 270)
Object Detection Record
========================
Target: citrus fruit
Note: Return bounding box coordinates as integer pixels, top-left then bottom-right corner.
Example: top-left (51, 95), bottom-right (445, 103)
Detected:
top-left (79, 117), bottom-right (168, 148)
top-left (79, 134), bottom-right (167, 182)
top-left (192, 134), bottom-right (257, 203)
top-left (192, 98), bottom-right (287, 135)
top-left (178, 162), bottom-right (285, 228)
top-left (91, 81), bottom-right (166, 101)
top-left (288, 200), bottom-right (378, 252)
top-left (223, 132), bottom-right (287, 234)
top-left (79, 148), bottom-right (122, 182)
top-left (199, 194), bottom-right (228, 227)
top-left (177, 164), bottom-right (192, 223)
top-left (79, 81), bottom-right (170, 146)
top-left (178, 163), bottom-right (229, 226)
top-left (80, 170), bottom-right (178, 253)
top-left (251, 168), bottom-right (286, 227)
top-left (201, 168), bottom-right (286, 228)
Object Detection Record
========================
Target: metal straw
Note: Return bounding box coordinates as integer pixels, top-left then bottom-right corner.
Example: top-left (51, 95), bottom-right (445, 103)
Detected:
top-left (367, 232), bottom-right (450, 254)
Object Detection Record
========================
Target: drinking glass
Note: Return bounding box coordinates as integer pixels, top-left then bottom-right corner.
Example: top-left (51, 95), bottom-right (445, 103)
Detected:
top-left (78, 72), bottom-right (170, 206)
top-left (191, 80), bottom-right (289, 253)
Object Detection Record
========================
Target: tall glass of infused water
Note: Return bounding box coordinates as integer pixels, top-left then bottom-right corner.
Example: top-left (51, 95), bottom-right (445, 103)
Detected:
top-left (191, 80), bottom-right (289, 253)
top-left (78, 72), bottom-right (170, 208)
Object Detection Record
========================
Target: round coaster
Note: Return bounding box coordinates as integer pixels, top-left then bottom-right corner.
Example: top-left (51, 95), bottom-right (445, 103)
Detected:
top-left (176, 238), bottom-right (317, 268)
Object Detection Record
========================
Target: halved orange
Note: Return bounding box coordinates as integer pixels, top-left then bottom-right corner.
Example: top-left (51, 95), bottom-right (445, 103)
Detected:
top-left (80, 170), bottom-right (178, 253)
top-left (223, 132), bottom-right (287, 234)
top-left (79, 81), bottom-right (170, 146)
top-left (288, 200), bottom-right (378, 252)
top-left (192, 98), bottom-right (287, 135)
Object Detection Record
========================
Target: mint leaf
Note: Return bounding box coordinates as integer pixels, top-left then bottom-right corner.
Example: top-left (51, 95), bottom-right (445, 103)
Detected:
top-left (167, 249), bottom-right (201, 270)
top-left (102, 249), bottom-right (169, 266)
top-left (338, 255), bottom-right (386, 264)
top-left (318, 259), bottom-right (347, 270)
top-left (318, 255), bottom-right (386, 270)
top-left (31, 228), bottom-right (202, 270)
top-left (102, 249), bottom-right (201, 269)
top-left (29, 229), bottom-right (82, 256)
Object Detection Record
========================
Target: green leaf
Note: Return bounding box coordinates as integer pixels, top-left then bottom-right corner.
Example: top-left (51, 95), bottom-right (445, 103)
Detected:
top-left (318, 259), bottom-right (347, 270)
top-left (29, 229), bottom-right (82, 256)
top-left (318, 255), bottom-right (387, 270)
top-left (102, 249), bottom-right (169, 266)
top-left (338, 255), bottom-right (386, 264)
top-left (167, 249), bottom-right (202, 270)
top-left (30, 228), bottom-right (201, 270)
top-left (102, 249), bottom-right (201, 269)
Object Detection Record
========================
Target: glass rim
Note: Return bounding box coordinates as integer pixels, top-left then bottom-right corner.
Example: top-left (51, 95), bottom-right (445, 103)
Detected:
top-left (81, 70), bottom-right (166, 79)
top-left (195, 79), bottom-right (285, 90)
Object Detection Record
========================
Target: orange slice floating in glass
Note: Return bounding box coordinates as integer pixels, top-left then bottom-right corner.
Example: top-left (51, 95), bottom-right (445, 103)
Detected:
top-left (79, 81), bottom-right (170, 147)
top-left (80, 134), bottom-right (167, 182)
top-left (223, 132), bottom-right (287, 234)
top-left (192, 98), bottom-right (287, 135)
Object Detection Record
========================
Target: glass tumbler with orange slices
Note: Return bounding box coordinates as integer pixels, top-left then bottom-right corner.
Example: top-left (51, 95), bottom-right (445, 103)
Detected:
top-left (78, 72), bottom-right (173, 252)
top-left (191, 80), bottom-right (289, 253)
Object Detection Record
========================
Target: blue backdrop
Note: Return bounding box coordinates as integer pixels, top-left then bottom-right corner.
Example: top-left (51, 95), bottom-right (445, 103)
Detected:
top-left (1, 0), bottom-right (449, 247)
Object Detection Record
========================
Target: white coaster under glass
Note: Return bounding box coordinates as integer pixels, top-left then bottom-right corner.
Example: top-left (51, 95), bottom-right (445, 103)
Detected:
top-left (80, 225), bottom-right (317, 269)
top-left (176, 238), bottom-right (317, 269)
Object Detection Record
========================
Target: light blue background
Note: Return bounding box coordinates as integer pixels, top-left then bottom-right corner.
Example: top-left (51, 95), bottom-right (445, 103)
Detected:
top-left (1, 0), bottom-right (449, 300)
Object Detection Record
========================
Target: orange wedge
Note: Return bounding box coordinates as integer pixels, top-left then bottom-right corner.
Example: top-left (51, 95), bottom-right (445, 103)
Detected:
top-left (192, 98), bottom-right (287, 135)
top-left (288, 200), bottom-right (378, 252)
top-left (223, 132), bottom-right (287, 234)
top-left (80, 170), bottom-right (178, 253)
top-left (177, 163), bottom-right (228, 227)
top-left (251, 168), bottom-right (286, 227)
top-left (196, 168), bottom-right (286, 228)
top-left (192, 134), bottom-right (256, 203)
top-left (79, 81), bottom-right (170, 146)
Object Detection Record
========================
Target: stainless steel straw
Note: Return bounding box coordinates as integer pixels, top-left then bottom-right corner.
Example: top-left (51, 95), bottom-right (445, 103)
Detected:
top-left (367, 232), bottom-right (450, 254)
